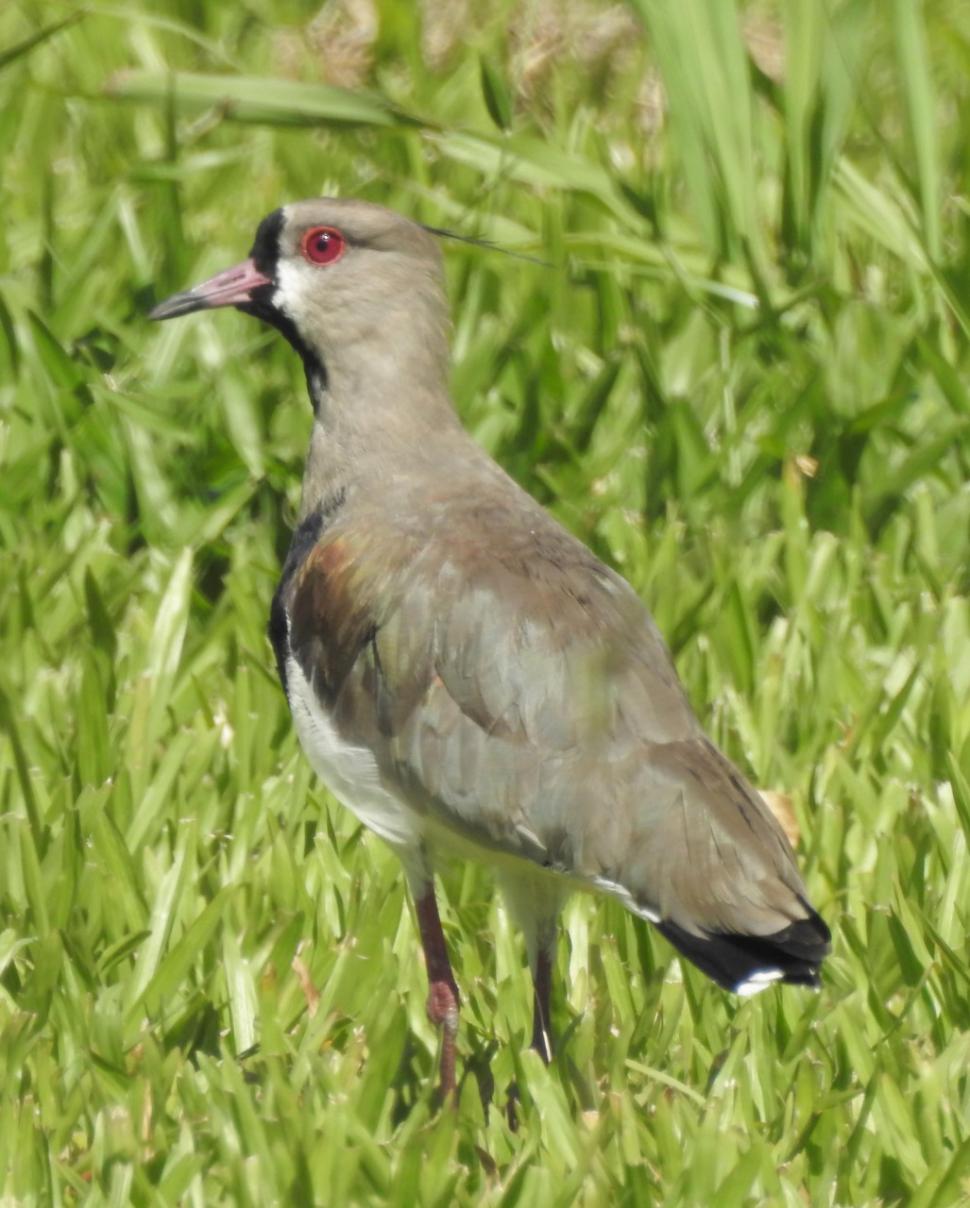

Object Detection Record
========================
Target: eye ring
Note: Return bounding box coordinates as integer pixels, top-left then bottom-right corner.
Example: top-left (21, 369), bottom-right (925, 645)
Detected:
top-left (301, 226), bottom-right (346, 266)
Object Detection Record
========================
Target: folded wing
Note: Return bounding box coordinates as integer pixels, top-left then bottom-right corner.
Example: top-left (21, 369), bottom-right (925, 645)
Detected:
top-left (283, 493), bottom-right (829, 989)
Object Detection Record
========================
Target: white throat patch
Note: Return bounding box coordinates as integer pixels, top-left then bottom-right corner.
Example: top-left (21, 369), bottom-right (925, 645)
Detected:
top-left (273, 258), bottom-right (316, 339)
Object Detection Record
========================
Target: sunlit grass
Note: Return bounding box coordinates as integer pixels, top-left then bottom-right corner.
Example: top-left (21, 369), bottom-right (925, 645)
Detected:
top-left (1, 1), bottom-right (968, 1203)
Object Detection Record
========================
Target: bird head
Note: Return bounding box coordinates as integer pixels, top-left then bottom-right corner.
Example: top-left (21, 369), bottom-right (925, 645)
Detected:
top-left (150, 198), bottom-right (450, 395)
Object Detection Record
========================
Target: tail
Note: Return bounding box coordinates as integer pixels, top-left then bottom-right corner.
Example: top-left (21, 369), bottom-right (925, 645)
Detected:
top-left (655, 904), bottom-right (831, 997)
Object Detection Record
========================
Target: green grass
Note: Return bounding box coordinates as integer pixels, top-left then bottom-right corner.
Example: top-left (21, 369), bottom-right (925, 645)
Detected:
top-left (2, 0), bottom-right (969, 1202)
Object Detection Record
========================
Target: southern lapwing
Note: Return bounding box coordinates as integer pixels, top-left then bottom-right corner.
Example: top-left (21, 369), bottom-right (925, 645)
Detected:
top-left (151, 199), bottom-right (830, 1097)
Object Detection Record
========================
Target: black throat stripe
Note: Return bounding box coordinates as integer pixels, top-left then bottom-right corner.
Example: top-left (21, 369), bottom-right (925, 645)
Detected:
top-left (238, 206), bottom-right (329, 402)
top-left (249, 207), bottom-right (285, 277)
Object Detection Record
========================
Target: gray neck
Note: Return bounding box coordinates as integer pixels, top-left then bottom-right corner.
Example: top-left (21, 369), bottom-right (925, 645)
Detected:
top-left (296, 329), bottom-right (464, 522)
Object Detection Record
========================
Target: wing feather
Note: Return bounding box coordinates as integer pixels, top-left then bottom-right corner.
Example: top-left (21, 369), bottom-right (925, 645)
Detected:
top-left (281, 495), bottom-right (818, 944)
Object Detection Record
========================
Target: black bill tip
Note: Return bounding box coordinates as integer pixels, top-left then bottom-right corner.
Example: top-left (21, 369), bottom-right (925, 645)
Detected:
top-left (149, 291), bottom-right (206, 321)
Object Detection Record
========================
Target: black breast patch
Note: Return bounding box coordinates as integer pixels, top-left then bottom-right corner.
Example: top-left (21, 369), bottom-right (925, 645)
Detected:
top-left (268, 487), bottom-right (347, 695)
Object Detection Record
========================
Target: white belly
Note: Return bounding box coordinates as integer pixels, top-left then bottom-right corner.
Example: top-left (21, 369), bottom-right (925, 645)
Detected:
top-left (285, 654), bottom-right (421, 852)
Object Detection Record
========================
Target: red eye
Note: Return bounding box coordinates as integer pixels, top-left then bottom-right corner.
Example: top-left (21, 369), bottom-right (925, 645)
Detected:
top-left (301, 226), bottom-right (345, 265)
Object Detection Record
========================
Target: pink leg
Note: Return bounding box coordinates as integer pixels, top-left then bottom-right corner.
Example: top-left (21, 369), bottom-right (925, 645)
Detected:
top-left (508, 933), bottom-right (557, 1129)
top-left (531, 941), bottom-right (554, 1063)
top-left (414, 883), bottom-right (460, 1098)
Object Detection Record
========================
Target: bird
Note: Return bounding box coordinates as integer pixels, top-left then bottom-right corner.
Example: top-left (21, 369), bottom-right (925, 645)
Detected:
top-left (150, 198), bottom-right (830, 1098)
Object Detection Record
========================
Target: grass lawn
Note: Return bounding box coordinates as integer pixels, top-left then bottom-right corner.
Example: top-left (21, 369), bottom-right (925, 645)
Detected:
top-left (1, 0), bottom-right (969, 1202)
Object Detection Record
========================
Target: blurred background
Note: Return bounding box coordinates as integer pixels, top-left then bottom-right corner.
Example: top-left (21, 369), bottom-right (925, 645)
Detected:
top-left (1, 1), bottom-right (969, 1203)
